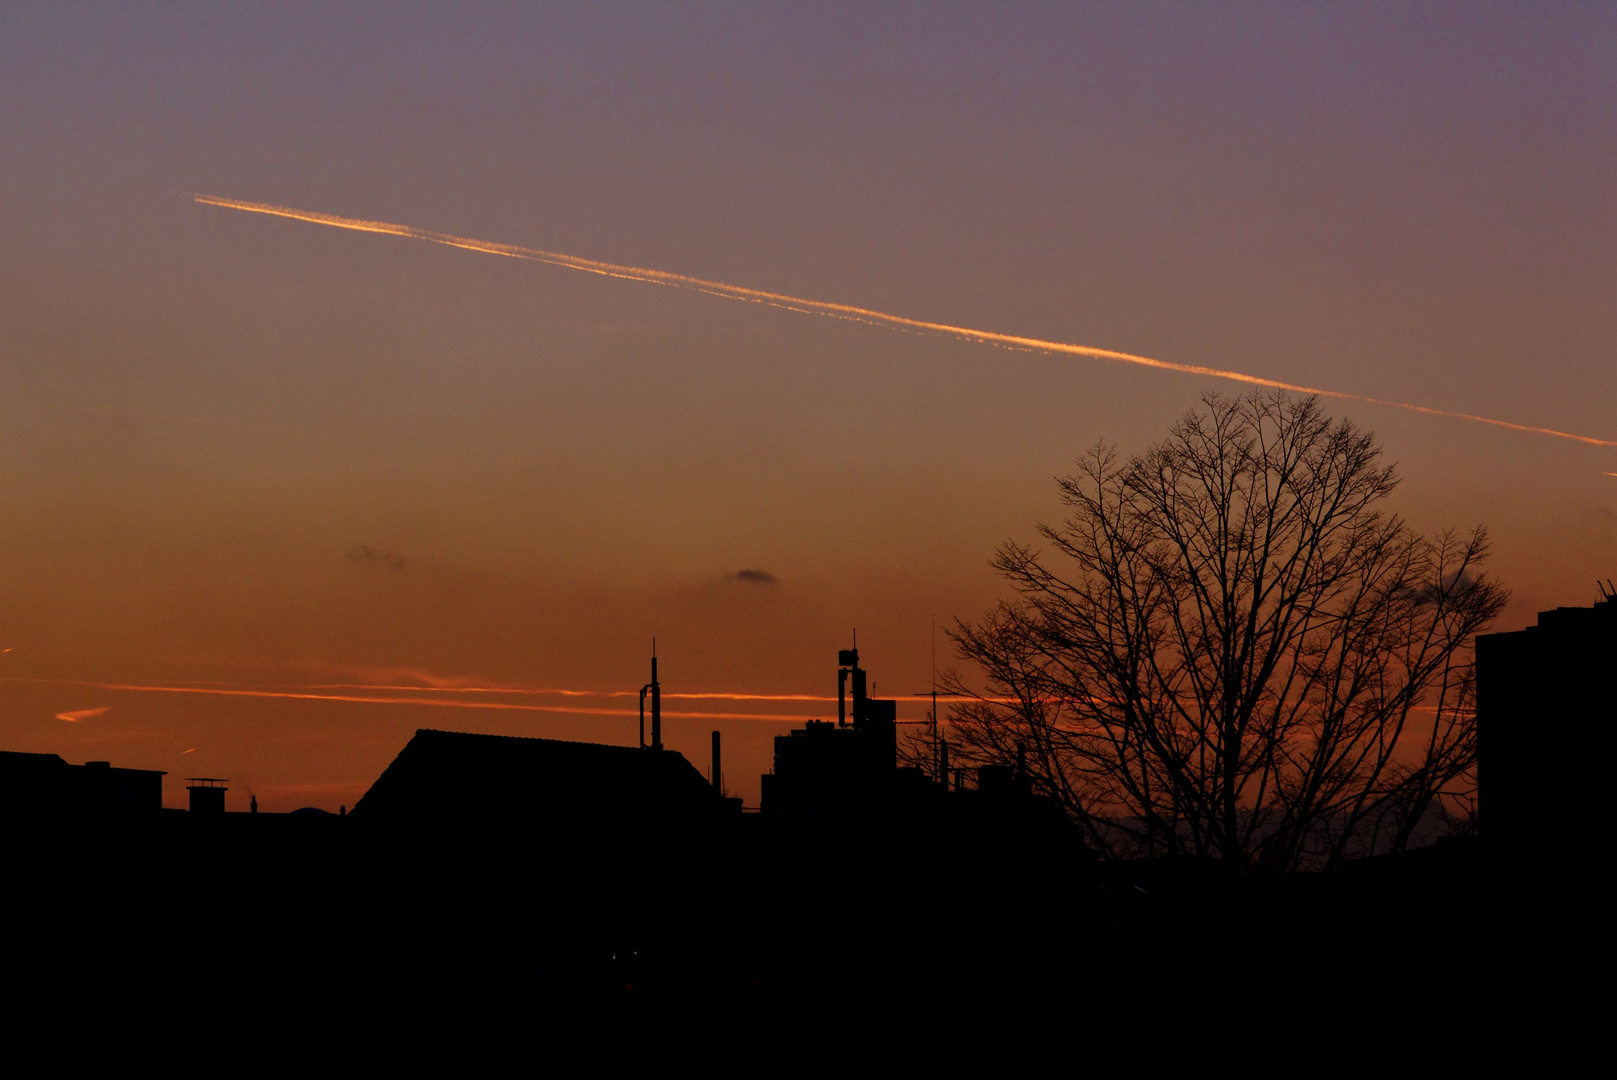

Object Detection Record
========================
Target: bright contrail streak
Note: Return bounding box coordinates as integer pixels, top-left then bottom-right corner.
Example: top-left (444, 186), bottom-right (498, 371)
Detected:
top-left (305, 681), bottom-right (840, 701)
top-left (301, 681), bottom-right (966, 703)
top-left (10, 677), bottom-right (869, 724)
top-left (193, 193), bottom-right (1617, 449)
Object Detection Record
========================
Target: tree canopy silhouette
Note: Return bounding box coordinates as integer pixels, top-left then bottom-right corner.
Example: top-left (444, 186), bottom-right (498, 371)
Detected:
top-left (943, 393), bottom-right (1505, 870)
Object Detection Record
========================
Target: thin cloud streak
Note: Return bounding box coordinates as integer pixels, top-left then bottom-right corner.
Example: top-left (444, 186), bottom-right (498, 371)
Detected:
top-left (5, 672), bottom-right (1016, 710)
top-left (302, 681), bottom-right (997, 704)
top-left (11, 677), bottom-right (880, 724)
top-left (308, 682), bottom-right (845, 702)
top-left (193, 194), bottom-right (1617, 449)
top-left (56, 706), bottom-right (111, 722)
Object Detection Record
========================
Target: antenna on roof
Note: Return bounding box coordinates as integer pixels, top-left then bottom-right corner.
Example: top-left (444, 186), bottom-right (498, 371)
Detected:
top-left (640, 640), bottom-right (662, 751)
top-left (633, 637), bottom-right (653, 746)
top-left (837, 636), bottom-right (861, 729)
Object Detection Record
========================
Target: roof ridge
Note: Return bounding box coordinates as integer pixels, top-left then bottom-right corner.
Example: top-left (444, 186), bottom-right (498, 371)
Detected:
top-left (411, 729), bottom-right (653, 753)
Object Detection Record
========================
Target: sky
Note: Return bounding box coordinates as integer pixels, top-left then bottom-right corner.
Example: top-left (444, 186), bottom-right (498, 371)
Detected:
top-left (3, 3), bottom-right (1614, 809)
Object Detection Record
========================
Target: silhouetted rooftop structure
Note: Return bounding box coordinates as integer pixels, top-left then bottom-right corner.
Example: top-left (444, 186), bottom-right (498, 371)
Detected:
top-left (1477, 589), bottom-right (1616, 852)
top-left (3, 638), bottom-right (1484, 1064)
top-left (761, 644), bottom-right (916, 815)
top-left (350, 728), bottom-right (733, 828)
top-left (186, 777), bottom-right (229, 814)
top-left (0, 751), bottom-right (165, 817)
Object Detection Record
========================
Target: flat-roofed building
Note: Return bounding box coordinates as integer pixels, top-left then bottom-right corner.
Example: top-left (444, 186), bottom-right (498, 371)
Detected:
top-left (1476, 591), bottom-right (1616, 853)
top-left (0, 751), bottom-right (165, 817)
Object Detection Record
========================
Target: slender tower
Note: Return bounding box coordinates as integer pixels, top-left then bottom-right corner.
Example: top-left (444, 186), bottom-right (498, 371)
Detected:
top-left (650, 647), bottom-right (662, 752)
top-left (640, 641), bottom-right (663, 750)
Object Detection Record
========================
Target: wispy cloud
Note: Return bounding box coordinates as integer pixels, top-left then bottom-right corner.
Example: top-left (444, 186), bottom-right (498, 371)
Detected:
top-left (347, 543), bottom-right (408, 569)
top-left (731, 568), bottom-right (778, 585)
top-left (56, 707), bottom-right (110, 722)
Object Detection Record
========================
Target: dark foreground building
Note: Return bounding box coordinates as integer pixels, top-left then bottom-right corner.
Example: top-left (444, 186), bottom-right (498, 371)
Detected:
top-left (351, 727), bottom-right (738, 827)
top-left (1477, 590), bottom-right (1617, 853)
top-left (4, 643), bottom-right (1490, 1066)
top-left (760, 646), bottom-right (920, 814)
top-left (0, 750), bottom-right (164, 817)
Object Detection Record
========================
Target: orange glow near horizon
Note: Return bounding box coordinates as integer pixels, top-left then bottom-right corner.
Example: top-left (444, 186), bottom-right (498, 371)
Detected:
top-left (192, 194), bottom-right (1617, 450)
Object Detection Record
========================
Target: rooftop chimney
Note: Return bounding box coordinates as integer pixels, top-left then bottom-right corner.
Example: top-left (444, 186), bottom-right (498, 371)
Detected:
top-left (186, 777), bottom-right (228, 814)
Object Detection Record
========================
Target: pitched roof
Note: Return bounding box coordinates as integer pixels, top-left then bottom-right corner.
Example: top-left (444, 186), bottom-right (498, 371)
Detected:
top-left (350, 728), bottom-right (720, 825)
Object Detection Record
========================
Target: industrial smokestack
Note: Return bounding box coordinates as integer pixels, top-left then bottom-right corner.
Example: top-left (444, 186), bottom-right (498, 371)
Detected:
top-left (711, 730), bottom-right (722, 793)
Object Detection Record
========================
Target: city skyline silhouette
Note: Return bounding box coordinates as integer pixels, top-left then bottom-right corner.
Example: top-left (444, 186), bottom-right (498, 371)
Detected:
top-left (2, 7), bottom-right (1608, 1059)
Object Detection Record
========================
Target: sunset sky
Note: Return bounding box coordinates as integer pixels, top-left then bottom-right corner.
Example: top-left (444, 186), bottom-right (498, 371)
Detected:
top-left (3, 4), bottom-right (1613, 809)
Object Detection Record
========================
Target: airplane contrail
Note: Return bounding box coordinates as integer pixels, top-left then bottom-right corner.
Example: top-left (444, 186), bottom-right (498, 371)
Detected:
top-left (12, 676), bottom-right (875, 724)
top-left (193, 193), bottom-right (1617, 449)
top-left (304, 681), bottom-right (838, 700)
top-left (301, 680), bottom-right (964, 703)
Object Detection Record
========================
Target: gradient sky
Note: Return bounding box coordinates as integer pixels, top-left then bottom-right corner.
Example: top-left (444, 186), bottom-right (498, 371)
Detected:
top-left (3, 4), bottom-right (1614, 809)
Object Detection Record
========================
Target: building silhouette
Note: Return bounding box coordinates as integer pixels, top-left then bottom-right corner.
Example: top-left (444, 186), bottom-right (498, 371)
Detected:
top-left (351, 727), bottom-right (739, 828)
top-left (1477, 589), bottom-right (1616, 852)
top-left (3, 635), bottom-right (1498, 1063)
top-left (760, 645), bottom-right (924, 814)
top-left (0, 750), bottom-right (164, 818)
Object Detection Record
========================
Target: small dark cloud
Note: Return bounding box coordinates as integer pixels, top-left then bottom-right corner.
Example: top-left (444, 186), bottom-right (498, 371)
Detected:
top-left (1402, 569), bottom-right (1476, 605)
top-left (347, 543), bottom-right (409, 570)
top-left (731, 568), bottom-right (779, 585)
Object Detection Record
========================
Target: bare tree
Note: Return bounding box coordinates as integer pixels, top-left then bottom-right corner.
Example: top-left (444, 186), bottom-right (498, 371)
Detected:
top-left (941, 393), bottom-right (1505, 870)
